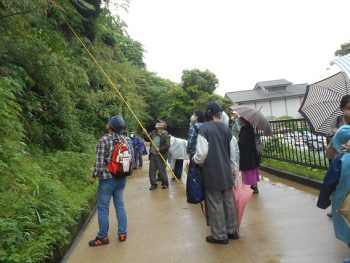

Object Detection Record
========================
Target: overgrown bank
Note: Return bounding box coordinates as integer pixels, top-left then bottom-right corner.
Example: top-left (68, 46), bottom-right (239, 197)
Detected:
top-left (0, 1), bottom-right (230, 262)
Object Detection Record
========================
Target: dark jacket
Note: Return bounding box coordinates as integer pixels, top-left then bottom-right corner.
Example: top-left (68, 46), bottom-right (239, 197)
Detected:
top-left (238, 123), bottom-right (260, 171)
top-left (143, 130), bottom-right (170, 158)
top-left (317, 154), bottom-right (342, 209)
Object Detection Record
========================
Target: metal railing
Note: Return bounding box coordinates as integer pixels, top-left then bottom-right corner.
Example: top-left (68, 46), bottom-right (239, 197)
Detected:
top-left (167, 118), bottom-right (330, 170)
top-left (256, 119), bottom-right (329, 170)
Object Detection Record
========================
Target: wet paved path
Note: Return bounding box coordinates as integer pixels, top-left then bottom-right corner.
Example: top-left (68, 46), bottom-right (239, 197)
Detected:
top-left (64, 160), bottom-right (349, 263)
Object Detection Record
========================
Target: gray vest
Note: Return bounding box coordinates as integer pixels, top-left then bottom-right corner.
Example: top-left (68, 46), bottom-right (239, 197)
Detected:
top-left (199, 121), bottom-right (234, 192)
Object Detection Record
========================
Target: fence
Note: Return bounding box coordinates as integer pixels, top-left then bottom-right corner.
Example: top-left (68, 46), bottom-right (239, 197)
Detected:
top-left (256, 119), bottom-right (329, 170)
top-left (168, 118), bottom-right (330, 170)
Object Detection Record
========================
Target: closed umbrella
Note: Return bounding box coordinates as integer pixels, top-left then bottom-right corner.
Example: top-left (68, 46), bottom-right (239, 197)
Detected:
top-left (338, 189), bottom-right (350, 227)
top-left (231, 105), bottom-right (273, 135)
top-left (299, 72), bottom-right (350, 136)
top-left (232, 179), bottom-right (253, 230)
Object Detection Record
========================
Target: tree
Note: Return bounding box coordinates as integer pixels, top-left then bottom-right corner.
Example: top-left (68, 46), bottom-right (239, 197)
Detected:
top-left (335, 42), bottom-right (350, 56)
top-left (181, 69), bottom-right (218, 95)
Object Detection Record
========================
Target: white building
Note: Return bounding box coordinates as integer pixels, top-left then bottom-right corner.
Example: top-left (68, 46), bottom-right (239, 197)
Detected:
top-left (225, 79), bottom-right (307, 120)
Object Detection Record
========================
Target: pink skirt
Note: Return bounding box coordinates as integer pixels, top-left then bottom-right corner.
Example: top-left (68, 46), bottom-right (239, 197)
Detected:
top-left (241, 168), bottom-right (260, 186)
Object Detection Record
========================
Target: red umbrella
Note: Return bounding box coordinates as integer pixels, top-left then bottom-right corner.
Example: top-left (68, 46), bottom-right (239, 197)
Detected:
top-left (232, 180), bottom-right (253, 230)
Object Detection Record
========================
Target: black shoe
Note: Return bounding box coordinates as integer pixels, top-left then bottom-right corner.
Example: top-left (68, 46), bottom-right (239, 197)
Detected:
top-left (149, 185), bottom-right (157, 191)
top-left (206, 235), bottom-right (228, 244)
top-left (88, 236), bottom-right (109, 247)
top-left (227, 232), bottom-right (239, 240)
top-left (251, 186), bottom-right (259, 194)
top-left (162, 184), bottom-right (168, 189)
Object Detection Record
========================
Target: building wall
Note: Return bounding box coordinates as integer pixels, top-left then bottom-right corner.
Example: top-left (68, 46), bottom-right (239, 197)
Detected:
top-left (255, 101), bottom-right (272, 118)
top-left (271, 99), bottom-right (286, 118)
top-left (286, 97), bottom-right (303, 118)
top-left (238, 96), bottom-right (304, 119)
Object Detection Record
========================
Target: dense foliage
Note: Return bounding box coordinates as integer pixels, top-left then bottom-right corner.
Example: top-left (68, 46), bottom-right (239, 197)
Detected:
top-left (0, 0), bottom-right (230, 262)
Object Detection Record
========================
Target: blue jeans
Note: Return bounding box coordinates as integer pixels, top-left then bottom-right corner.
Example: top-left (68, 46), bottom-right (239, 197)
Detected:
top-left (97, 177), bottom-right (127, 238)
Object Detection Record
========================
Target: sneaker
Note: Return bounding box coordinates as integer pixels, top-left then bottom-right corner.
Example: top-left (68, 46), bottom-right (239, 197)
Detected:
top-left (149, 185), bottom-right (158, 191)
top-left (119, 233), bottom-right (127, 242)
top-left (162, 184), bottom-right (168, 189)
top-left (227, 232), bottom-right (239, 240)
top-left (206, 235), bottom-right (228, 244)
top-left (88, 236), bottom-right (109, 247)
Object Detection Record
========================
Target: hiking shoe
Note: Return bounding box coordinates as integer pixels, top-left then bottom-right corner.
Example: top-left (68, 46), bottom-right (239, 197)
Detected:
top-left (149, 185), bottom-right (158, 191)
top-left (206, 235), bottom-right (228, 244)
top-left (88, 236), bottom-right (109, 247)
top-left (227, 232), bottom-right (239, 240)
top-left (119, 233), bottom-right (127, 242)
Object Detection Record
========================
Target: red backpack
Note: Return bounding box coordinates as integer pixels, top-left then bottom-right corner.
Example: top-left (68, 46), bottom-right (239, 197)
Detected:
top-left (108, 139), bottom-right (132, 178)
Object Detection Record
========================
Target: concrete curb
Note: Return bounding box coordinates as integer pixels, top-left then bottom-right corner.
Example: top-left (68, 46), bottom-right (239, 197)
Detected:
top-left (54, 203), bottom-right (97, 263)
top-left (259, 164), bottom-right (323, 190)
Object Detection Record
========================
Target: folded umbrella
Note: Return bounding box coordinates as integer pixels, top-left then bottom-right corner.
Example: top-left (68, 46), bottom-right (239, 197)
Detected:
top-left (232, 179), bottom-right (253, 230)
top-left (231, 105), bottom-right (273, 135)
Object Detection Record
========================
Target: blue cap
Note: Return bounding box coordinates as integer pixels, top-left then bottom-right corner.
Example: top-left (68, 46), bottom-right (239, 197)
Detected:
top-left (108, 115), bottom-right (125, 133)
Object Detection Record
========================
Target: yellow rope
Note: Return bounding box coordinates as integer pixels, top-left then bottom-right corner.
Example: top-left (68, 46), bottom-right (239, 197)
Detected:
top-left (61, 17), bottom-right (180, 183)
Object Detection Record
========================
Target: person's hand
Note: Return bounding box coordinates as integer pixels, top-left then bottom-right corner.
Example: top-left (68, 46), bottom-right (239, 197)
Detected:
top-left (142, 128), bottom-right (147, 134)
top-left (89, 177), bottom-right (96, 184)
top-left (232, 169), bottom-right (238, 178)
top-left (342, 142), bottom-right (350, 152)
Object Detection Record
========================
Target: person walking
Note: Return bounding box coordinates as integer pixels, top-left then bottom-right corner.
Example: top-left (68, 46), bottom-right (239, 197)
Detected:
top-left (88, 115), bottom-right (130, 246)
top-left (143, 120), bottom-right (171, 190)
top-left (129, 131), bottom-right (144, 169)
top-left (238, 117), bottom-right (260, 194)
top-left (193, 102), bottom-right (239, 244)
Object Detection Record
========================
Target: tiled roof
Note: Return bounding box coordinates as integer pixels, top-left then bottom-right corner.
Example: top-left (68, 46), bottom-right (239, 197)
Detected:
top-left (225, 82), bottom-right (307, 103)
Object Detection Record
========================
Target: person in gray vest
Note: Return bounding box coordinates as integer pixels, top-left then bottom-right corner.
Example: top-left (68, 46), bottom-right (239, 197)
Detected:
top-left (193, 102), bottom-right (239, 244)
top-left (142, 120), bottom-right (171, 190)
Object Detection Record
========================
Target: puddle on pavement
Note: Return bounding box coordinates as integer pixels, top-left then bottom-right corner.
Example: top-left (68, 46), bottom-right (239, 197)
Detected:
top-left (259, 171), bottom-right (319, 196)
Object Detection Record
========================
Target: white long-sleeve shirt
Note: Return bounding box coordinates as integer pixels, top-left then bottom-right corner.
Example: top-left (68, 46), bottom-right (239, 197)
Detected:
top-left (193, 134), bottom-right (239, 171)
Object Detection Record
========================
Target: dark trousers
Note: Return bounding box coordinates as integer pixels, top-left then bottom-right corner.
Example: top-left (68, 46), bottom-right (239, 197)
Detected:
top-left (174, 159), bottom-right (184, 179)
top-left (135, 151), bottom-right (143, 168)
top-left (149, 154), bottom-right (168, 186)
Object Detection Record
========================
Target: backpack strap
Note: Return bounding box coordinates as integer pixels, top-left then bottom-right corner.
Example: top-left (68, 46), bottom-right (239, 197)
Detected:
top-left (194, 123), bottom-right (199, 134)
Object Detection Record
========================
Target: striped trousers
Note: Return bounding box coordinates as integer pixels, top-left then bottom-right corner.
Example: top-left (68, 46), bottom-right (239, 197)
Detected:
top-left (206, 188), bottom-right (237, 240)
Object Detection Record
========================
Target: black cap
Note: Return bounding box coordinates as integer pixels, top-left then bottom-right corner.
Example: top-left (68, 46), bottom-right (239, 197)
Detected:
top-left (206, 102), bottom-right (222, 116)
top-left (108, 115), bottom-right (125, 133)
